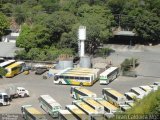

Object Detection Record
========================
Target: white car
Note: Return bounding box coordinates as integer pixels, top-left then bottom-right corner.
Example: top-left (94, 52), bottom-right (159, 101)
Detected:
top-left (17, 87), bottom-right (29, 97)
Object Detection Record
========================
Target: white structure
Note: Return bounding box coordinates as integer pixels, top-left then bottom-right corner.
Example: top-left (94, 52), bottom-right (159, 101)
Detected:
top-left (78, 26), bottom-right (86, 57)
top-left (2, 32), bottom-right (19, 43)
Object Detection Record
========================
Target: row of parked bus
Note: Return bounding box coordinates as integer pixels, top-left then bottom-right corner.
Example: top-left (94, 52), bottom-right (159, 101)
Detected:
top-left (0, 60), bottom-right (27, 77)
top-left (53, 67), bottom-right (119, 86)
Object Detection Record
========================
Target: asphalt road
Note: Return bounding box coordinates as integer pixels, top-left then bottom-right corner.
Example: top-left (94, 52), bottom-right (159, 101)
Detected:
top-left (0, 47), bottom-right (160, 119)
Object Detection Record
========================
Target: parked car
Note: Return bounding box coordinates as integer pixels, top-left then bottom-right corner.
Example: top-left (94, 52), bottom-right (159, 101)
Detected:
top-left (35, 68), bottom-right (48, 75)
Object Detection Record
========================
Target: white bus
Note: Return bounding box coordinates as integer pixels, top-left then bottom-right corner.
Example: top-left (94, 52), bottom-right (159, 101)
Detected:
top-left (70, 86), bottom-right (97, 100)
top-left (99, 67), bottom-right (119, 84)
top-left (65, 105), bottom-right (88, 120)
top-left (0, 92), bottom-right (10, 106)
top-left (73, 100), bottom-right (104, 120)
top-left (129, 87), bottom-right (147, 99)
top-left (38, 95), bottom-right (62, 118)
top-left (82, 98), bottom-right (104, 114)
top-left (0, 60), bottom-right (16, 68)
top-left (94, 98), bottom-right (119, 118)
top-left (54, 68), bottom-right (98, 86)
top-left (102, 88), bottom-right (127, 107)
top-left (21, 105), bottom-right (47, 120)
top-left (124, 92), bottom-right (138, 101)
top-left (58, 110), bottom-right (78, 120)
top-left (139, 85), bottom-right (153, 94)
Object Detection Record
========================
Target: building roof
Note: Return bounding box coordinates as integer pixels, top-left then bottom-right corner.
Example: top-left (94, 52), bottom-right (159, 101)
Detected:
top-left (0, 42), bottom-right (20, 58)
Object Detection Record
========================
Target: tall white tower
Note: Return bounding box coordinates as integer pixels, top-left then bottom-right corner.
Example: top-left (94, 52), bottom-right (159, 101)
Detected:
top-left (78, 26), bottom-right (86, 57)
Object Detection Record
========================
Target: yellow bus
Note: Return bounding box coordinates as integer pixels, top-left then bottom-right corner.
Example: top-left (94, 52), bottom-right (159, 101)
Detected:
top-left (73, 100), bottom-right (104, 120)
top-left (54, 68), bottom-right (99, 86)
top-left (5, 61), bottom-right (26, 77)
top-left (21, 105), bottom-right (47, 120)
top-left (65, 105), bottom-right (88, 120)
top-left (102, 88), bottom-right (127, 107)
top-left (58, 110), bottom-right (78, 120)
top-left (82, 98), bottom-right (104, 114)
top-left (70, 86), bottom-right (97, 100)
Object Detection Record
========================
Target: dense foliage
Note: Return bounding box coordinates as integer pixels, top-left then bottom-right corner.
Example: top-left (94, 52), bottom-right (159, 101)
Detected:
top-left (0, 0), bottom-right (160, 60)
top-left (0, 67), bottom-right (7, 76)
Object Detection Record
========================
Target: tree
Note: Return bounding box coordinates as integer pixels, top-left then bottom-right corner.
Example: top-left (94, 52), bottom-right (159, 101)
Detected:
top-left (0, 12), bottom-right (9, 37)
top-left (135, 10), bottom-right (160, 43)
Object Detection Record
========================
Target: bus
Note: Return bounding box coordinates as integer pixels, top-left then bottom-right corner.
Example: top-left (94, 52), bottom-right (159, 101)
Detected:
top-left (21, 105), bottom-right (47, 120)
top-left (70, 86), bottom-right (97, 100)
top-left (102, 88), bottom-right (127, 107)
top-left (65, 105), bottom-right (88, 120)
top-left (82, 98), bottom-right (104, 114)
top-left (0, 60), bottom-right (16, 68)
top-left (54, 68), bottom-right (98, 86)
top-left (129, 87), bottom-right (147, 99)
top-left (124, 92), bottom-right (138, 101)
top-left (38, 95), bottom-right (62, 118)
top-left (119, 104), bottom-right (131, 112)
top-left (94, 98), bottom-right (119, 119)
top-left (73, 100), bottom-right (104, 120)
top-left (139, 85), bottom-right (153, 94)
top-left (99, 67), bottom-right (119, 84)
top-left (5, 61), bottom-right (26, 77)
top-left (58, 110), bottom-right (78, 120)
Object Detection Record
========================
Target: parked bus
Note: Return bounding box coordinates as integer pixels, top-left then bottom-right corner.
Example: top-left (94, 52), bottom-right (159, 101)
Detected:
top-left (73, 100), bottom-right (104, 120)
top-left (124, 92), bottom-right (138, 101)
top-left (38, 95), bottom-right (62, 118)
top-left (139, 85), bottom-right (153, 94)
top-left (0, 60), bottom-right (16, 68)
top-left (0, 92), bottom-right (10, 106)
top-left (65, 105), bottom-right (88, 120)
top-left (99, 67), bottom-right (119, 84)
top-left (102, 88), bottom-right (127, 107)
top-left (54, 68), bottom-right (98, 86)
top-left (58, 110), bottom-right (78, 120)
top-left (70, 86), bottom-right (97, 100)
top-left (82, 98), bottom-right (104, 114)
top-left (5, 61), bottom-right (26, 77)
top-left (119, 104), bottom-right (131, 112)
top-left (95, 98), bottom-right (119, 118)
top-left (129, 87), bottom-right (147, 99)
top-left (21, 105), bottom-right (47, 120)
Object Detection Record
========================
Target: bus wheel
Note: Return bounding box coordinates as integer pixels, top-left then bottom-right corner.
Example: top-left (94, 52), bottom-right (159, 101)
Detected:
top-left (80, 82), bottom-right (83, 86)
top-left (59, 81), bottom-right (62, 85)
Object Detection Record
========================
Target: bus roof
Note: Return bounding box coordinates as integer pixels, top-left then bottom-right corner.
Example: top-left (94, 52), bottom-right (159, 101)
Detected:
top-left (95, 99), bottom-right (118, 110)
top-left (83, 98), bottom-right (103, 108)
top-left (124, 92), bottom-right (137, 98)
top-left (0, 60), bottom-right (15, 67)
top-left (100, 67), bottom-right (118, 76)
top-left (63, 74), bottom-right (92, 77)
top-left (39, 95), bottom-right (61, 107)
top-left (66, 105), bottom-right (86, 115)
top-left (139, 86), bottom-right (152, 91)
top-left (130, 87), bottom-right (146, 94)
top-left (26, 107), bottom-right (42, 114)
top-left (76, 87), bottom-right (96, 96)
top-left (59, 110), bottom-right (78, 120)
top-left (5, 61), bottom-right (24, 69)
top-left (75, 101), bottom-right (98, 114)
top-left (104, 88), bottom-right (124, 97)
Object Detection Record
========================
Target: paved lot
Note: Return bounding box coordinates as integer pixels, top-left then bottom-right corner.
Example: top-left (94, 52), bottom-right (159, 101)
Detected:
top-left (0, 46), bottom-right (160, 119)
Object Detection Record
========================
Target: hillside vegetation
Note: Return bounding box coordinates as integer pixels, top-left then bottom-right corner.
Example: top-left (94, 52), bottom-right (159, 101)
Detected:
top-left (0, 0), bottom-right (160, 60)
top-left (111, 89), bottom-right (160, 120)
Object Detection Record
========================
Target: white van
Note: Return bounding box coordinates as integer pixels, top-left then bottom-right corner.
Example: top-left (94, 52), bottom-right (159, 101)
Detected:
top-left (0, 92), bottom-right (10, 106)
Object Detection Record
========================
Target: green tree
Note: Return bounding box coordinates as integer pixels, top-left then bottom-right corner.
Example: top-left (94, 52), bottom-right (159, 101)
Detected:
top-left (0, 12), bottom-right (9, 37)
top-left (135, 10), bottom-right (160, 43)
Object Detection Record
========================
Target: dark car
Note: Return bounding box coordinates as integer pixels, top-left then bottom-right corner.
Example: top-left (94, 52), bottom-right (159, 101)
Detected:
top-left (35, 68), bottom-right (48, 75)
